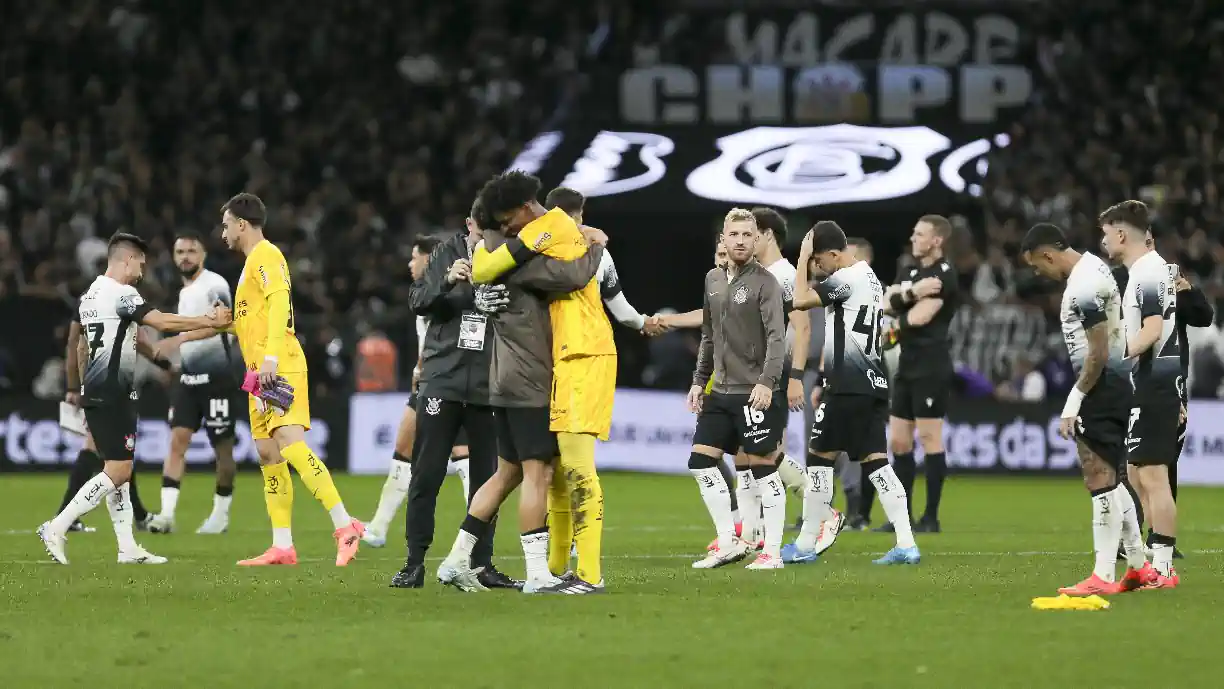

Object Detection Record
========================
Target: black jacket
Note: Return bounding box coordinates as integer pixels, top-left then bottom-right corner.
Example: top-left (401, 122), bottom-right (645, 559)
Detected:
top-left (1177, 284), bottom-right (1214, 382)
top-left (409, 231), bottom-right (490, 405)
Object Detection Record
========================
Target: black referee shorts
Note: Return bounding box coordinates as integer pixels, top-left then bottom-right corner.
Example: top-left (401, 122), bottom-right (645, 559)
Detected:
top-left (890, 371), bottom-right (952, 421)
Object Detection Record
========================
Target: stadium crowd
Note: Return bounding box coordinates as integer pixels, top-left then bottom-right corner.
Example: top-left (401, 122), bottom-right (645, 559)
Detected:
top-left (3, 0), bottom-right (1223, 400)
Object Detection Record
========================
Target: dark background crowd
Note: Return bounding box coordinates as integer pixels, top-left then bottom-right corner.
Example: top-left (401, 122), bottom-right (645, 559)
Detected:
top-left (3, 0), bottom-right (1223, 403)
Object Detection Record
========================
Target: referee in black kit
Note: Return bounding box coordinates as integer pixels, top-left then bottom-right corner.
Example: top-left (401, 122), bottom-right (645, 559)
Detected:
top-left (390, 201), bottom-right (519, 590)
top-left (876, 215), bottom-right (959, 534)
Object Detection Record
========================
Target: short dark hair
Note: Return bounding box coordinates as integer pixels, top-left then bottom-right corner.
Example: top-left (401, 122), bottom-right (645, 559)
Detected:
top-left (220, 192), bottom-right (267, 228)
top-left (412, 234), bottom-right (441, 256)
top-left (809, 221), bottom-right (848, 253)
top-left (173, 230), bottom-right (205, 246)
top-left (919, 214), bottom-right (953, 239)
top-left (1019, 223), bottom-right (1069, 253)
top-left (107, 232), bottom-right (148, 257)
top-left (469, 198), bottom-right (494, 232)
top-left (545, 187), bottom-right (585, 215)
top-left (847, 236), bottom-right (874, 261)
top-left (477, 170), bottom-right (541, 220)
top-left (1098, 200), bottom-right (1150, 233)
top-left (751, 207), bottom-right (788, 246)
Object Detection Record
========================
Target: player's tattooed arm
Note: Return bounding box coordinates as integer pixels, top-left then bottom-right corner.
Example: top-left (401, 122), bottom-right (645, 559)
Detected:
top-left (792, 235), bottom-right (823, 311)
top-left (1077, 321), bottom-right (1109, 395)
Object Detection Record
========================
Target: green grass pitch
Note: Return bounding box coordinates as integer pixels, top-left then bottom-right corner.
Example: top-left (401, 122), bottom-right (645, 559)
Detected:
top-left (2, 472), bottom-right (1222, 688)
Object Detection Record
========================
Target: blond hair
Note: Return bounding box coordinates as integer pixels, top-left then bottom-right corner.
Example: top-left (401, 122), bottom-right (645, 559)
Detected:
top-left (723, 207), bottom-right (756, 226)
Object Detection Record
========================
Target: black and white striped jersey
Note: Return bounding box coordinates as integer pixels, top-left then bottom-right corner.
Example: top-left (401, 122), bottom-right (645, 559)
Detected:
top-left (1123, 250), bottom-right (1180, 396)
top-left (79, 275), bottom-right (152, 404)
top-left (177, 269), bottom-right (240, 381)
top-left (815, 260), bottom-right (889, 399)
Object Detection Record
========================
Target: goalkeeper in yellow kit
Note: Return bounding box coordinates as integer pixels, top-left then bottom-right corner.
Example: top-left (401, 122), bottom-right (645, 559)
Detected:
top-left (471, 171), bottom-right (615, 591)
top-left (220, 193), bottom-right (365, 567)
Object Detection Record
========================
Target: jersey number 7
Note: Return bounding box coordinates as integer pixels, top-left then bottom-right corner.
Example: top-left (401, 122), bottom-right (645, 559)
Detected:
top-left (853, 305), bottom-right (882, 355)
top-left (86, 323), bottom-right (105, 360)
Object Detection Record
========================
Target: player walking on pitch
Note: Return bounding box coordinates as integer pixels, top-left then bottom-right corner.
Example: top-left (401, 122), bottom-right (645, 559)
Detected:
top-left (147, 231), bottom-right (243, 535)
top-left (1098, 200), bottom-right (1181, 587)
top-left (688, 209), bottom-right (790, 570)
top-left (1020, 223), bottom-right (1155, 594)
top-left (219, 193), bottom-right (365, 566)
top-left (784, 221), bottom-right (919, 565)
top-left (38, 233), bottom-right (231, 564)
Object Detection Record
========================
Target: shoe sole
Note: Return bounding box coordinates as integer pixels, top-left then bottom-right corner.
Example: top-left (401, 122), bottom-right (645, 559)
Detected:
top-left (813, 512), bottom-right (847, 558)
top-left (37, 525), bottom-right (68, 565)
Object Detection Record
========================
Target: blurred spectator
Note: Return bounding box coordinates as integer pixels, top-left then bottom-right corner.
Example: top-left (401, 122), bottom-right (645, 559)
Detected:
top-left (994, 355), bottom-right (1047, 403)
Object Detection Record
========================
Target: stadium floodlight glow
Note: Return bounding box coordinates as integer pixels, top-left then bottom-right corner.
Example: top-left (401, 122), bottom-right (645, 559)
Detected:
top-left (560, 131), bottom-right (676, 197)
top-left (506, 131), bottom-right (563, 175)
top-left (938, 138), bottom-right (992, 193)
top-left (685, 125), bottom-right (950, 210)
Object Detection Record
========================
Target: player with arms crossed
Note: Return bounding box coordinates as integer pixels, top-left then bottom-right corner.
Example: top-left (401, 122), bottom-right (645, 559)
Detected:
top-left (363, 234), bottom-right (474, 548)
top-left (38, 233), bottom-right (231, 564)
top-left (1020, 223), bottom-right (1154, 594)
top-left (784, 221), bottom-right (919, 565)
top-left (1099, 200), bottom-right (1181, 588)
top-left (688, 209), bottom-right (789, 570)
top-left (220, 193), bottom-right (365, 567)
top-left (877, 215), bottom-right (958, 533)
top-left (148, 231), bottom-right (244, 535)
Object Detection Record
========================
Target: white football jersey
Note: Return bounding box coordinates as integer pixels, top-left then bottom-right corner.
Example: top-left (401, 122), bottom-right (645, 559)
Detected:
top-left (1060, 252), bottom-right (1131, 399)
top-left (79, 275), bottom-right (149, 402)
top-left (1123, 250), bottom-right (1179, 392)
top-left (815, 260), bottom-right (888, 398)
top-left (765, 258), bottom-right (797, 352)
top-left (176, 269), bottom-right (239, 378)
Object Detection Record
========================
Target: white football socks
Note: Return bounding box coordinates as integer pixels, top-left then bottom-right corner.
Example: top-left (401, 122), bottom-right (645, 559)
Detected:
top-left (328, 502), bottom-right (353, 530)
top-left (211, 493), bottom-right (233, 518)
top-left (1090, 488), bottom-right (1122, 582)
top-left (160, 485), bottom-right (180, 519)
top-left (107, 483), bottom-right (140, 552)
top-left (736, 469), bottom-right (762, 542)
top-left (51, 472), bottom-right (116, 533)
top-left (691, 467), bottom-right (736, 550)
top-left (447, 529), bottom-right (478, 567)
top-left (756, 470), bottom-right (787, 558)
top-left (870, 465), bottom-right (916, 549)
top-left (272, 528), bottom-right (294, 549)
top-left (521, 531), bottom-right (552, 581)
top-left (1152, 543), bottom-right (1174, 577)
top-left (777, 453), bottom-right (809, 492)
top-left (1114, 484), bottom-right (1147, 569)
top-left (451, 458), bottom-right (471, 507)
top-left (370, 459), bottom-right (412, 533)
top-left (796, 465), bottom-right (835, 551)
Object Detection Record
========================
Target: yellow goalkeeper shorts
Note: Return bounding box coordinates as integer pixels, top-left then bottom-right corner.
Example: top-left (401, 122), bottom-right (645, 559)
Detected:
top-left (550, 354), bottom-right (616, 441)
top-left (248, 370), bottom-right (311, 440)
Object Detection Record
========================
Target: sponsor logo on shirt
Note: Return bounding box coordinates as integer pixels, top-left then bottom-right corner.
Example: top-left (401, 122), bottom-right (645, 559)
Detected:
top-left (532, 232), bottom-right (552, 251)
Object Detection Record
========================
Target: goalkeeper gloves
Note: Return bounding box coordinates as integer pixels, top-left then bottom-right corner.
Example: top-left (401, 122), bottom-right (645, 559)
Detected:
top-left (474, 284), bottom-right (510, 314)
top-left (241, 371), bottom-right (295, 415)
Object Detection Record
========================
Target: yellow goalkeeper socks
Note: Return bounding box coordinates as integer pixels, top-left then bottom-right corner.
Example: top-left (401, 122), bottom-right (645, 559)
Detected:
top-left (282, 441), bottom-right (352, 529)
top-left (547, 466), bottom-right (573, 576)
top-left (260, 461), bottom-right (294, 547)
top-left (558, 432), bottom-right (604, 585)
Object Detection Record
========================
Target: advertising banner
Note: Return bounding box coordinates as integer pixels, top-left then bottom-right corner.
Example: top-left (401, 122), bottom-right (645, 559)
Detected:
top-left (349, 392), bottom-right (1224, 485)
top-left (0, 396), bottom-right (347, 471)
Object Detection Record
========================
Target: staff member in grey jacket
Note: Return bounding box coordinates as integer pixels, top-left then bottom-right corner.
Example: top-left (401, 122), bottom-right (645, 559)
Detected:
top-left (391, 201), bottom-right (516, 590)
top-left (687, 208), bottom-right (789, 571)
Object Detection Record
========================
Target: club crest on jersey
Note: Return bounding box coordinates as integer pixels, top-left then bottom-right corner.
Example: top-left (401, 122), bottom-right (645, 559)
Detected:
top-left (867, 370), bottom-right (889, 390)
top-left (124, 434), bottom-right (135, 452)
top-left (733, 286), bottom-right (749, 304)
top-left (425, 398), bottom-right (441, 416)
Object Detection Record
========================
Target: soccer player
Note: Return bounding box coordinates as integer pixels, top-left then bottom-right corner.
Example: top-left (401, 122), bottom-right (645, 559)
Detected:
top-left (219, 193), bottom-right (365, 567)
top-left (688, 209), bottom-right (789, 570)
top-left (364, 234), bottom-right (474, 549)
top-left (37, 233), bottom-right (230, 564)
top-left (542, 186), bottom-right (659, 583)
top-left (147, 231), bottom-right (243, 535)
top-left (436, 173), bottom-right (607, 594)
top-left (784, 221), bottom-right (920, 565)
top-left (877, 215), bottom-right (958, 533)
top-left (1019, 223), bottom-right (1154, 594)
top-left (1098, 200), bottom-right (1180, 587)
